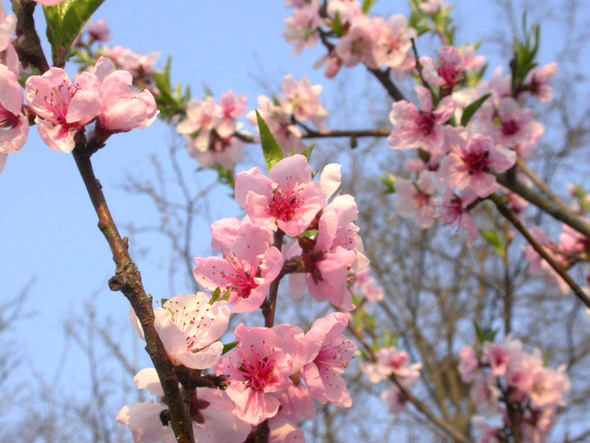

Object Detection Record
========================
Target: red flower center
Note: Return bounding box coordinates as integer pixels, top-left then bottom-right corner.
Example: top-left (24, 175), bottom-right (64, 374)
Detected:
top-left (269, 188), bottom-right (303, 222)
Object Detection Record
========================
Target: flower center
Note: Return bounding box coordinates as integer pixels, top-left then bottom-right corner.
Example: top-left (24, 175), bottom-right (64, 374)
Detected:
top-left (0, 106), bottom-right (19, 129)
top-left (416, 111), bottom-right (436, 136)
top-left (238, 352), bottom-right (276, 392)
top-left (463, 150), bottom-right (490, 175)
top-left (225, 256), bottom-right (258, 299)
top-left (501, 119), bottom-right (519, 136)
top-left (269, 187), bottom-right (303, 222)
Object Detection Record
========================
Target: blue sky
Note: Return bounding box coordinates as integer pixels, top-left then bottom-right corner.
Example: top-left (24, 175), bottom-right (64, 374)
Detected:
top-left (1, 0), bottom-right (587, 438)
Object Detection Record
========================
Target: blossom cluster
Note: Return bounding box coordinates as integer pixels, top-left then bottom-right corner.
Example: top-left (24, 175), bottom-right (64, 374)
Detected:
top-left (176, 91), bottom-right (249, 169)
top-left (284, 0), bottom-right (418, 78)
top-left (459, 337), bottom-right (570, 443)
top-left (248, 75), bottom-right (329, 156)
top-left (0, 4), bottom-right (157, 172)
top-left (387, 49), bottom-right (556, 242)
top-left (117, 153), bottom-right (369, 441)
top-left (118, 294), bottom-right (357, 441)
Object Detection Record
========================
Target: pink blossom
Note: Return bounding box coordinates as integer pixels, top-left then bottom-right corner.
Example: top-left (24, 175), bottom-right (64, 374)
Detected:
top-left (388, 86), bottom-right (455, 152)
top-left (217, 91), bottom-right (247, 137)
top-left (460, 45), bottom-right (486, 71)
top-left (272, 384), bottom-right (316, 424)
top-left (481, 97), bottom-right (535, 148)
top-left (372, 15), bottom-right (416, 70)
top-left (117, 368), bottom-right (251, 443)
top-left (25, 67), bottom-right (102, 152)
top-left (529, 365), bottom-right (570, 409)
top-left (439, 186), bottom-right (479, 244)
top-left (420, 0), bottom-right (451, 14)
top-left (528, 62), bottom-right (558, 103)
top-left (421, 46), bottom-right (466, 90)
top-left (216, 324), bottom-right (299, 425)
top-left (102, 46), bottom-right (160, 80)
top-left (439, 133), bottom-right (516, 197)
top-left (361, 346), bottom-right (421, 384)
top-left (353, 268), bottom-right (384, 302)
top-left (32, 0), bottom-right (66, 5)
top-left (247, 95), bottom-right (307, 155)
top-left (313, 49), bottom-right (343, 78)
top-left (91, 57), bottom-right (158, 135)
top-left (0, 64), bottom-right (29, 163)
top-left (0, 3), bottom-right (16, 52)
top-left (380, 386), bottom-right (408, 414)
top-left (523, 226), bottom-right (570, 294)
top-left (151, 293), bottom-right (230, 369)
top-left (286, 194), bottom-right (366, 310)
top-left (116, 401), bottom-right (174, 443)
top-left (176, 96), bottom-right (222, 150)
top-left (283, 5), bottom-right (321, 56)
top-left (335, 16), bottom-right (378, 69)
top-left (325, 0), bottom-right (363, 27)
top-left (482, 338), bottom-right (522, 377)
top-left (458, 346), bottom-right (479, 383)
top-left (394, 172), bottom-right (438, 228)
top-left (87, 19), bottom-right (111, 42)
top-left (193, 220), bottom-right (284, 313)
top-left (513, 120), bottom-right (544, 159)
top-left (235, 154), bottom-right (341, 237)
top-left (189, 133), bottom-right (245, 169)
top-left (210, 217), bottom-right (241, 255)
top-left (280, 75), bottom-right (328, 132)
top-left (300, 313), bottom-right (356, 407)
top-left (269, 417), bottom-right (305, 443)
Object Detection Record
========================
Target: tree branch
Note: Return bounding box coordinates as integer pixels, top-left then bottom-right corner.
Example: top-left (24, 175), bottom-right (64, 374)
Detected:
top-left (346, 320), bottom-right (468, 443)
top-left (491, 195), bottom-right (590, 308)
top-left (495, 170), bottom-right (590, 239)
top-left (10, 0), bottom-right (49, 73)
top-left (72, 144), bottom-right (194, 443)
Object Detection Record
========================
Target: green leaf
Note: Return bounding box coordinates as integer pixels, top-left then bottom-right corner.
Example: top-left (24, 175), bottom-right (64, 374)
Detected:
top-left (222, 341), bottom-right (238, 355)
top-left (300, 229), bottom-right (318, 239)
top-left (301, 144), bottom-right (314, 161)
top-left (160, 298), bottom-right (169, 306)
top-left (44, 0), bottom-right (105, 67)
top-left (210, 287), bottom-right (222, 304)
top-left (330, 12), bottom-right (344, 37)
top-left (221, 288), bottom-right (232, 302)
top-left (379, 173), bottom-right (396, 194)
top-left (479, 229), bottom-right (505, 257)
top-left (362, 0), bottom-right (377, 14)
top-left (460, 93), bottom-right (491, 126)
top-left (255, 110), bottom-right (284, 172)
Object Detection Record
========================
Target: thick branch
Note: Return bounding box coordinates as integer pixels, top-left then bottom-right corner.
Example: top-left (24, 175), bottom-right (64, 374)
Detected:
top-left (495, 170), bottom-right (590, 239)
top-left (492, 195), bottom-right (590, 308)
top-left (10, 0), bottom-right (49, 73)
top-left (72, 146), bottom-right (194, 443)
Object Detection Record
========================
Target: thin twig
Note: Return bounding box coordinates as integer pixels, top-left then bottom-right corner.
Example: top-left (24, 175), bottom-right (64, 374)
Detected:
top-left (516, 157), bottom-right (572, 213)
top-left (233, 128), bottom-right (390, 144)
top-left (346, 320), bottom-right (468, 443)
top-left (491, 195), bottom-right (590, 307)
